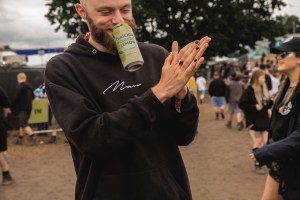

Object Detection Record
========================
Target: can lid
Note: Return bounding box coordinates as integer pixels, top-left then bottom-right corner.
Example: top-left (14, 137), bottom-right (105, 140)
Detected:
top-left (126, 64), bottom-right (143, 72)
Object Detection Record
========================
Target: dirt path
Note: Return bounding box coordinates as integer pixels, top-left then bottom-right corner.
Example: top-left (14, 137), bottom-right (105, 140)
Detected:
top-left (0, 100), bottom-right (266, 200)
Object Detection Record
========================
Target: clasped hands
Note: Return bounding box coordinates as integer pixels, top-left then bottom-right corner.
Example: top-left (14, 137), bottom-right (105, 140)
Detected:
top-left (152, 36), bottom-right (211, 103)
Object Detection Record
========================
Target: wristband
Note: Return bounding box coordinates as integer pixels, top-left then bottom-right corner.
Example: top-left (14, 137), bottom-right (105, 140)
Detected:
top-left (175, 99), bottom-right (182, 113)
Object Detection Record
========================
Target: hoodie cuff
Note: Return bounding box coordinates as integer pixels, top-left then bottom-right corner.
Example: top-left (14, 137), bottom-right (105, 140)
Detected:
top-left (130, 89), bottom-right (166, 123)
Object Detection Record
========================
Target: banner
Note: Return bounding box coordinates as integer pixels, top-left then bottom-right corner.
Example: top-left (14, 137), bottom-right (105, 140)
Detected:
top-left (28, 99), bottom-right (49, 124)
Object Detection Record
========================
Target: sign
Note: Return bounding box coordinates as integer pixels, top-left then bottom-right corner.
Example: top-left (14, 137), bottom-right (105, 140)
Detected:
top-left (28, 99), bottom-right (49, 124)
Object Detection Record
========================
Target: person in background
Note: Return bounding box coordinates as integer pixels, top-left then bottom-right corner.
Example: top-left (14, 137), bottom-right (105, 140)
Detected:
top-left (239, 69), bottom-right (272, 174)
top-left (45, 0), bottom-right (211, 199)
top-left (196, 72), bottom-right (207, 103)
top-left (12, 72), bottom-right (35, 146)
top-left (225, 72), bottom-right (245, 130)
top-left (187, 75), bottom-right (198, 100)
top-left (208, 72), bottom-right (227, 120)
top-left (268, 69), bottom-right (281, 98)
top-left (251, 37), bottom-right (300, 200)
top-left (0, 86), bottom-right (14, 185)
top-left (44, 111), bottom-right (60, 144)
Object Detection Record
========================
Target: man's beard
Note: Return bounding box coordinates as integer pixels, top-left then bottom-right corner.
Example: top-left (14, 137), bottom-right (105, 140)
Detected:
top-left (86, 15), bottom-right (137, 54)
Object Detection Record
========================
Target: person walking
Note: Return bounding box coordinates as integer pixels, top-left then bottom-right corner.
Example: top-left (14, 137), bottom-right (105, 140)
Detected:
top-left (12, 72), bottom-right (35, 145)
top-left (0, 86), bottom-right (14, 185)
top-left (187, 75), bottom-right (198, 100)
top-left (208, 72), bottom-right (227, 120)
top-left (250, 37), bottom-right (300, 200)
top-left (225, 72), bottom-right (245, 130)
top-left (196, 72), bottom-right (207, 103)
top-left (45, 0), bottom-right (211, 199)
top-left (239, 69), bottom-right (273, 174)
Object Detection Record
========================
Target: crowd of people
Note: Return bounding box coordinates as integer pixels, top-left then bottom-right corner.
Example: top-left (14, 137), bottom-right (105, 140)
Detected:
top-left (187, 37), bottom-right (300, 199)
top-left (0, 72), bottom-right (62, 186)
top-left (1, 0), bottom-right (300, 199)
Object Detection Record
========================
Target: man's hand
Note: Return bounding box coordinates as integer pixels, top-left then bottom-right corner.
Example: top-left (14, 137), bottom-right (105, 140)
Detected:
top-left (152, 36), bottom-right (211, 103)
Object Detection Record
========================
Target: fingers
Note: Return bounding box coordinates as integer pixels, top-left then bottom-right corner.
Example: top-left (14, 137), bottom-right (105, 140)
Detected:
top-left (164, 51), bottom-right (174, 66)
top-left (197, 36), bottom-right (212, 47)
top-left (172, 41), bottom-right (179, 54)
top-left (178, 41), bottom-right (200, 68)
top-left (182, 41), bottom-right (209, 72)
top-left (167, 36), bottom-right (211, 75)
top-left (175, 42), bottom-right (194, 65)
top-left (170, 41), bottom-right (179, 64)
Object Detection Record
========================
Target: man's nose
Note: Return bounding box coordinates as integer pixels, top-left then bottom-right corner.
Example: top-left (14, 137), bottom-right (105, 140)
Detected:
top-left (112, 10), bottom-right (125, 24)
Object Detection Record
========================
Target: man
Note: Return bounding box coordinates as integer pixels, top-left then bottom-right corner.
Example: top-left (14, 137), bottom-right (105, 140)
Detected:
top-left (208, 72), bottom-right (226, 120)
top-left (45, 0), bottom-right (211, 199)
top-left (0, 86), bottom-right (14, 185)
top-left (12, 72), bottom-right (35, 145)
top-left (225, 72), bottom-right (245, 130)
top-left (196, 72), bottom-right (207, 103)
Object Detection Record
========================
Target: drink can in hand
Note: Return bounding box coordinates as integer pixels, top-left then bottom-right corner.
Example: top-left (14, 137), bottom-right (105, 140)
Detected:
top-left (113, 23), bottom-right (144, 72)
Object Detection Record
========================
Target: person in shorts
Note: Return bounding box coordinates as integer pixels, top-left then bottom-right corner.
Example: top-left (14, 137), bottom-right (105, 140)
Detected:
top-left (0, 86), bottom-right (14, 185)
top-left (208, 72), bottom-right (227, 120)
top-left (11, 73), bottom-right (35, 145)
top-left (225, 72), bottom-right (245, 130)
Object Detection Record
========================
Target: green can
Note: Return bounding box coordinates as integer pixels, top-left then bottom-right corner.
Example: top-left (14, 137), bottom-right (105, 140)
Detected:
top-left (113, 23), bottom-right (144, 72)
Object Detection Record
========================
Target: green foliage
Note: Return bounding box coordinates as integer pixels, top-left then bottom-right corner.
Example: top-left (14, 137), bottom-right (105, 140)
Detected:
top-left (45, 0), bottom-right (293, 57)
top-left (276, 15), bottom-right (300, 34)
top-left (45, 0), bottom-right (88, 38)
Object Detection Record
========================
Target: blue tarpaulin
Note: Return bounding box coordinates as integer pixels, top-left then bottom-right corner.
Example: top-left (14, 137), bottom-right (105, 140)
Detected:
top-left (15, 48), bottom-right (65, 55)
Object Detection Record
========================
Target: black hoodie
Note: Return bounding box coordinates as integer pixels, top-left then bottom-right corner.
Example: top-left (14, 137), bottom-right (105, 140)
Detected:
top-left (45, 35), bottom-right (199, 200)
top-left (254, 79), bottom-right (300, 199)
top-left (11, 82), bottom-right (33, 113)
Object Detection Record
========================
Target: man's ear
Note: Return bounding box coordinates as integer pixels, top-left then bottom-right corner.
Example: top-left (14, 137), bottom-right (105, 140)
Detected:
top-left (75, 3), bottom-right (86, 19)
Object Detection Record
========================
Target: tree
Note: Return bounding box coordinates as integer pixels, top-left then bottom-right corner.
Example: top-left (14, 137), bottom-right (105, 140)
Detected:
top-left (277, 15), bottom-right (300, 34)
top-left (45, 0), bottom-right (288, 57)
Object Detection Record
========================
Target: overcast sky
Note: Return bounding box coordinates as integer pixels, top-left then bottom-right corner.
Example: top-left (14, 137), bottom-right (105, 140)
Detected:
top-left (0, 0), bottom-right (299, 50)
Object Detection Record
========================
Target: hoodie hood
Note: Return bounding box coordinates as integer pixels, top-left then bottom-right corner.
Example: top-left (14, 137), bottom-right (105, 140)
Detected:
top-left (65, 34), bottom-right (119, 61)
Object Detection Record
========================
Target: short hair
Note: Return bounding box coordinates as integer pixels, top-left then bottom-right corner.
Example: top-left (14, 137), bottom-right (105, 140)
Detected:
top-left (17, 72), bottom-right (27, 81)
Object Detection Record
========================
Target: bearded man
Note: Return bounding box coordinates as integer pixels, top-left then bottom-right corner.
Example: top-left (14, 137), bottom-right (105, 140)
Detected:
top-left (45, 0), bottom-right (211, 199)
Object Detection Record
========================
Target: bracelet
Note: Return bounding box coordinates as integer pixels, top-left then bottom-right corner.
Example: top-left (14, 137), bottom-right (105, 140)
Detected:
top-left (175, 99), bottom-right (182, 113)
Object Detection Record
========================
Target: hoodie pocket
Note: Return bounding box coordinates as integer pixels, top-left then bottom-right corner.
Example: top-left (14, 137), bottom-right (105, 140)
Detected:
top-left (92, 166), bottom-right (189, 200)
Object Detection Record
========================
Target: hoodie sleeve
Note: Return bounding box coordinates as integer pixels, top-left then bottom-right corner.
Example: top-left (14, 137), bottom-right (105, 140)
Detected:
top-left (0, 86), bottom-right (10, 108)
top-left (159, 93), bottom-right (199, 146)
top-left (254, 115), bottom-right (300, 165)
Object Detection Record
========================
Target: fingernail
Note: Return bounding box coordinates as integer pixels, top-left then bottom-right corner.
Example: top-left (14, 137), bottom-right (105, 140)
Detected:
top-left (194, 40), bottom-right (199, 44)
top-left (194, 58), bottom-right (198, 62)
top-left (196, 46), bottom-right (200, 51)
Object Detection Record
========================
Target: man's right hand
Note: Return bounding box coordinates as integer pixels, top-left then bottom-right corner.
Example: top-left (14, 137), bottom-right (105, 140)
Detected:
top-left (152, 36), bottom-right (211, 103)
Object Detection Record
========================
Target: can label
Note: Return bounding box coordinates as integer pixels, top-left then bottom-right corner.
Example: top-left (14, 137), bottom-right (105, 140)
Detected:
top-left (113, 23), bottom-right (144, 72)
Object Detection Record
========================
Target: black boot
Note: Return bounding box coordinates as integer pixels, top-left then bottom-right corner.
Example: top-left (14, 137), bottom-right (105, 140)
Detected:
top-left (215, 112), bottom-right (219, 120)
top-left (27, 135), bottom-right (36, 146)
top-left (225, 121), bottom-right (232, 128)
top-left (45, 136), bottom-right (56, 144)
top-left (237, 122), bottom-right (244, 131)
top-left (15, 136), bottom-right (23, 145)
top-left (2, 171), bottom-right (14, 185)
top-left (220, 110), bottom-right (225, 119)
